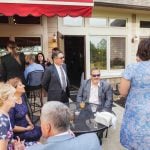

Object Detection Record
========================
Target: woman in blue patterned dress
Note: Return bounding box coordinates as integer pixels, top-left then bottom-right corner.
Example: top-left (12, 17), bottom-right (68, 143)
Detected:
top-left (8, 78), bottom-right (41, 142)
top-left (0, 82), bottom-right (16, 150)
top-left (120, 38), bottom-right (150, 150)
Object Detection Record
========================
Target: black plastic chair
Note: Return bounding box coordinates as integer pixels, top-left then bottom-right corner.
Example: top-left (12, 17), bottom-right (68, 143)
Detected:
top-left (26, 70), bottom-right (44, 114)
top-left (24, 94), bottom-right (40, 124)
top-left (113, 83), bottom-right (120, 96)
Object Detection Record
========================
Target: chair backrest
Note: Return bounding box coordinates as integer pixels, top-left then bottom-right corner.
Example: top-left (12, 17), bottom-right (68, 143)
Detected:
top-left (113, 83), bottom-right (120, 96)
top-left (27, 70), bottom-right (44, 86)
top-left (24, 94), bottom-right (33, 118)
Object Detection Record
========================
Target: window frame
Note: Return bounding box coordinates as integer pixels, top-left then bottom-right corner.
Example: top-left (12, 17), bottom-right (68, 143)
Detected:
top-left (0, 16), bottom-right (42, 25)
top-left (109, 18), bottom-right (127, 28)
top-left (63, 16), bottom-right (84, 27)
top-left (140, 20), bottom-right (150, 28)
top-left (89, 17), bottom-right (108, 27)
top-left (15, 36), bottom-right (43, 55)
top-left (90, 35), bottom-right (126, 72)
top-left (109, 36), bottom-right (126, 70)
top-left (0, 36), bottom-right (43, 56)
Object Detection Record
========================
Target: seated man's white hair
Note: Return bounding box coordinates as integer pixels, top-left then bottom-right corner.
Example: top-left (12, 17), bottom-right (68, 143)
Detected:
top-left (41, 101), bottom-right (71, 132)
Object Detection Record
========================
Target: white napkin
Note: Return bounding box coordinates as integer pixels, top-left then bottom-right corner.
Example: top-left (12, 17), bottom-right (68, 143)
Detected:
top-left (94, 112), bottom-right (117, 128)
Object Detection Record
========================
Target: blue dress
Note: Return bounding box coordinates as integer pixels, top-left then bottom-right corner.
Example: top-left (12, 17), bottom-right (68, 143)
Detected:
top-left (0, 114), bottom-right (14, 150)
top-left (120, 61), bottom-right (150, 150)
top-left (9, 96), bottom-right (41, 142)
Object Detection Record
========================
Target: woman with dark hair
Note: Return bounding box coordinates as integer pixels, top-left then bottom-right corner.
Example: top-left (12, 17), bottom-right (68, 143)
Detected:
top-left (8, 77), bottom-right (41, 142)
top-left (119, 38), bottom-right (150, 150)
top-left (36, 52), bottom-right (51, 69)
top-left (1, 40), bottom-right (25, 84)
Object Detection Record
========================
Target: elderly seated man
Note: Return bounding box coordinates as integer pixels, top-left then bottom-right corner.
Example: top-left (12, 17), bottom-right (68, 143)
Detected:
top-left (27, 101), bottom-right (101, 150)
top-left (77, 67), bottom-right (113, 111)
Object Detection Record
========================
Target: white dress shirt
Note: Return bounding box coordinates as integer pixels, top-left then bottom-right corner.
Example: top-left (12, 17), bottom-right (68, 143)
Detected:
top-left (89, 82), bottom-right (100, 104)
top-left (55, 64), bottom-right (67, 88)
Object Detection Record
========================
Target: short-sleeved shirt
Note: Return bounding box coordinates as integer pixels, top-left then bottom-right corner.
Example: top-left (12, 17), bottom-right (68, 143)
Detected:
top-left (120, 61), bottom-right (150, 149)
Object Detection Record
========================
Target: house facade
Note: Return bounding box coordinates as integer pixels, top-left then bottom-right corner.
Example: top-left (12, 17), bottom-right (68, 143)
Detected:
top-left (0, 0), bottom-right (150, 86)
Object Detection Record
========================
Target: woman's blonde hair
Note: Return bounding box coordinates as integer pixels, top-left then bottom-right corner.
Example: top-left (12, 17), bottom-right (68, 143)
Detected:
top-left (0, 82), bottom-right (16, 107)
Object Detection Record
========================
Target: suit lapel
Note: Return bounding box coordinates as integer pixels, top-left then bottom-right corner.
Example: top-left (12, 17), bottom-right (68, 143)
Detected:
top-left (98, 81), bottom-right (103, 105)
top-left (98, 81), bottom-right (103, 96)
top-left (86, 80), bottom-right (91, 100)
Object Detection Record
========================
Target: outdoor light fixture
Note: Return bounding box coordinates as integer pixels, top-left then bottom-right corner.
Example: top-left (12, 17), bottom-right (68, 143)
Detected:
top-left (52, 33), bottom-right (57, 42)
top-left (131, 35), bottom-right (138, 43)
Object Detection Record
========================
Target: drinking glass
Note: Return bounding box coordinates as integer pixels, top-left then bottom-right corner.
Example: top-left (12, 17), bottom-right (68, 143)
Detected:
top-left (91, 104), bottom-right (97, 113)
top-left (70, 110), bottom-right (75, 123)
top-left (80, 101), bottom-right (85, 109)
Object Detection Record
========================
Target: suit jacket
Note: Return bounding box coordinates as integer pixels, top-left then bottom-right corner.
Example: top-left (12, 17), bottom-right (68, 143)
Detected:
top-left (1, 53), bottom-right (25, 83)
top-left (27, 133), bottom-right (101, 150)
top-left (42, 64), bottom-right (70, 103)
top-left (77, 79), bottom-right (113, 111)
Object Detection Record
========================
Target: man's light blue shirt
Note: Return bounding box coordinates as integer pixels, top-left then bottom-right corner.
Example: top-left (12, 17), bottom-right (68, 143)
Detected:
top-left (24, 63), bottom-right (44, 79)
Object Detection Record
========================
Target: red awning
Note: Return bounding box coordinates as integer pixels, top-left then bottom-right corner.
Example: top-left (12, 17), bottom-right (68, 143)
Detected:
top-left (0, 0), bottom-right (94, 17)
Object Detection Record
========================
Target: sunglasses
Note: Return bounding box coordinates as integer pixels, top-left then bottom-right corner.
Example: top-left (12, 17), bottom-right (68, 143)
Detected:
top-left (92, 74), bottom-right (100, 77)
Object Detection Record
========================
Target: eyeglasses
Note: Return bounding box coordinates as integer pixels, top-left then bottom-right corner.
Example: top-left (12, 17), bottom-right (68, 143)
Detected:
top-left (57, 56), bottom-right (64, 59)
top-left (92, 74), bottom-right (100, 77)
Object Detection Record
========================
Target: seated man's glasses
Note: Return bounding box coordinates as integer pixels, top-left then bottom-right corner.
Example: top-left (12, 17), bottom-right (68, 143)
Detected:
top-left (92, 74), bottom-right (100, 77)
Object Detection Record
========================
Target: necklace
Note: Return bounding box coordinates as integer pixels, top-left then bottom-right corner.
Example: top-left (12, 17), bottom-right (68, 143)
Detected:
top-left (15, 96), bottom-right (22, 104)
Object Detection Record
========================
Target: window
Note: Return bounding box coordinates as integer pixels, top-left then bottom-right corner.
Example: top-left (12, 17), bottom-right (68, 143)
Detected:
top-left (0, 16), bottom-right (9, 24)
top-left (15, 37), bottom-right (42, 54)
top-left (0, 37), bottom-right (41, 56)
top-left (0, 15), bottom-right (41, 24)
top-left (63, 16), bottom-right (83, 26)
top-left (109, 19), bottom-right (126, 27)
top-left (90, 36), bottom-right (107, 70)
top-left (140, 21), bottom-right (150, 28)
top-left (13, 15), bottom-right (41, 24)
top-left (89, 18), bottom-right (107, 27)
top-left (110, 37), bottom-right (125, 69)
top-left (90, 36), bottom-right (126, 71)
top-left (0, 37), bottom-right (9, 56)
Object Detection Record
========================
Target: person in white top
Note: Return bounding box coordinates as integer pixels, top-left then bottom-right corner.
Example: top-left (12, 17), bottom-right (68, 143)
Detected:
top-left (77, 68), bottom-right (113, 111)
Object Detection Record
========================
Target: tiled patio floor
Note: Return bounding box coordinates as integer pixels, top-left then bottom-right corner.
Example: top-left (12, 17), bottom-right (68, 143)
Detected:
top-left (102, 103), bottom-right (126, 150)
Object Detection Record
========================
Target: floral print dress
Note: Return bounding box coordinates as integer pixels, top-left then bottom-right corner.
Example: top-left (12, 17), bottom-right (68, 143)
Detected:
top-left (0, 113), bottom-right (14, 150)
top-left (120, 61), bottom-right (150, 150)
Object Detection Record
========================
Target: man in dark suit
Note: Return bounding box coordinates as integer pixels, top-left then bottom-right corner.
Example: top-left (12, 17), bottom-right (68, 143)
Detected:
top-left (42, 50), bottom-right (70, 103)
top-left (27, 101), bottom-right (101, 150)
top-left (77, 67), bottom-right (113, 111)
